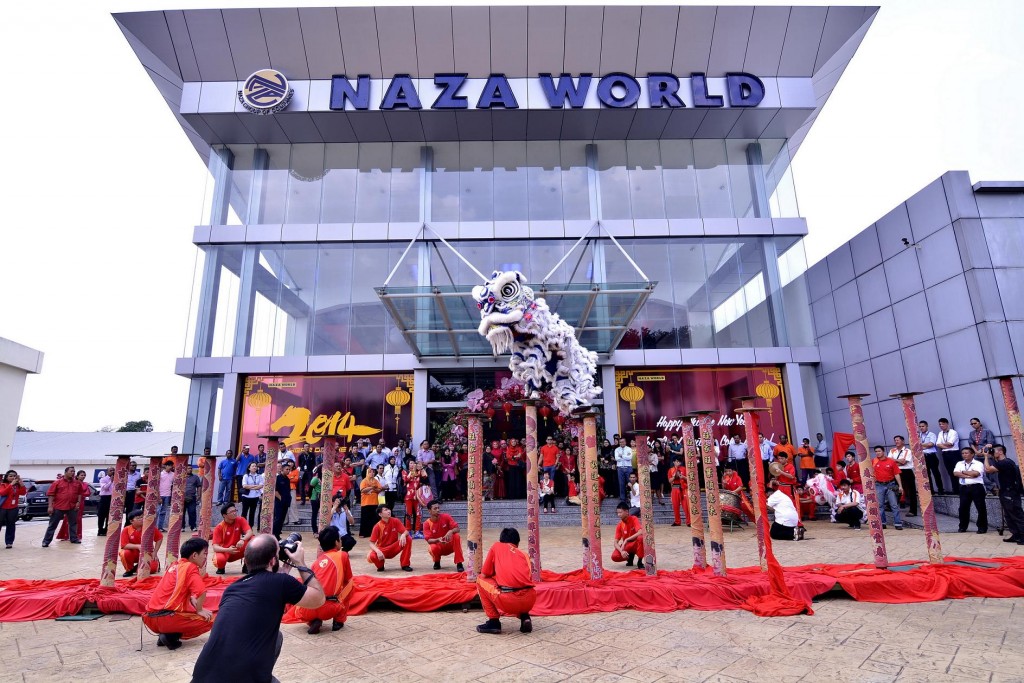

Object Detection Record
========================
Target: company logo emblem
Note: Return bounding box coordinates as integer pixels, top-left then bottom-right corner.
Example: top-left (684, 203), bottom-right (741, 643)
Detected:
top-left (238, 69), bottom-right (293, 115)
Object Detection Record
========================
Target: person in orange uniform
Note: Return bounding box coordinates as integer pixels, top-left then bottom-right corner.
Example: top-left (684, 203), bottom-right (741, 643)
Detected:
top-left (142, 537), bottom-right (213, 650)
top-left (667, 456), bottom-right (690, 526)
top-left (422, 500), bottom-right (465, 572)
top-left (292, 525), bottom-right (353, 634)
top-left (211, 503), bottom-right (253, 575)
top-left (367, 505), bottom-right (412, 572)
top-left (476, 527), bottom-right (536, 635)
top-left (611, 502), bottom-right (645, 568)
top-left (120, 509), bottom-right (163, 577)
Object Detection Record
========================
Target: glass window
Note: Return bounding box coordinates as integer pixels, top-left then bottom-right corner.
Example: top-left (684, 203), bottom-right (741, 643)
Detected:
top-left (210, 245), bottom-right (242, 357)
top-left (460, 142), bottom-right (494, 222)
top-left (777, 238), bottom-right (815, 346)
top-left (726, 139), bottom-right (756, 219)
top-left (669, 241), bottom-right (713, 348)
top-left (527, 141), bottom-right (562, 220)
top-left (561, 141), bottom-right (591, 220)
top-left (626, 140), bottom-right (666, 220)
top-left (430, 142), bottom-right (460, 223)
top-left (311, 245), bottom-right (354, 355)
top-left (253, 145), bottom-right (290, 224)
top-left (286, 144), bottom-right (326, 224)
top-left (493, 142), bottom-right (528, 222)
top-left (705, 240), bottom-right (755, 347)
top-left (320, 144), bottom-right (358, 223)
top-left (630, 239), bottom-right (675, 348)
top-left (355, 143), bottom-right (392, 223)
top-left (764, 141), bottom-right (798, 218)
top-left (661, 140), bottom-right (699, 219)
top-left (390, 143), bottom-right (422, 222)
top-left (693, 140), bottom-right (732, 218)
top-left (597, 140), bottom-right (631, 220)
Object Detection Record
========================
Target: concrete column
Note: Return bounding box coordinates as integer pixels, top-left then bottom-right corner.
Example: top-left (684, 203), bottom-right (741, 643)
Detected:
top-left (0, 338), bottom-right (43, 473)
top-left (183, 377), bottom-right (220, 456)
top-left (412, 369), bottom-right (428, 446)
top-left (782, 363), bottom-right (811, 444)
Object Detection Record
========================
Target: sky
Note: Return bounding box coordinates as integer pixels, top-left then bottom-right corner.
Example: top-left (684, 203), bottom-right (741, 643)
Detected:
top-left (2, 0), bottom-right (1022, 433)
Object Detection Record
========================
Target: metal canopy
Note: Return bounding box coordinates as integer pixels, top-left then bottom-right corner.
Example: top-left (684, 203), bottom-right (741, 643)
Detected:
top-left (375, 223), bottom-right (655, 359)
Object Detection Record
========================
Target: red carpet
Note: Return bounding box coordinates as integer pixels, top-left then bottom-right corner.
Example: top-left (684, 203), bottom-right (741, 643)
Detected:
top-left (2, 556), bottom-right (1023, 623)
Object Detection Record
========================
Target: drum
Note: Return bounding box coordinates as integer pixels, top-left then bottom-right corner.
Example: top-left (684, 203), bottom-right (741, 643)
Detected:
top-left (720, 491), bottom-right (742, 524)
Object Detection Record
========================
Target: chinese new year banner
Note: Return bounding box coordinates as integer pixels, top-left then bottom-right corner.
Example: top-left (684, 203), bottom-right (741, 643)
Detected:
top-left (615, 367), bottom-right (790, 452)
top-left (239, 373), bottom-right (415, 451)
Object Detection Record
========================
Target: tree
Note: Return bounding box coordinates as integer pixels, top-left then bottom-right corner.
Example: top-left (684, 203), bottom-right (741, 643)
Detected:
top-left (97, 426), bottom-right (116, 433)
top-left (16, 426), bottom-right (34, 432)
top-left (117, 420), bottom-right (154, 433)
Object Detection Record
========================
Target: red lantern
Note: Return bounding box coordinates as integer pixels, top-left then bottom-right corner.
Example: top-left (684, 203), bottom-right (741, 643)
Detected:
top-left (539, 405), bottom-right (551, 425)
top-left (502, 401), bottom-right (513, 419)
top-left (485, 407), bottom-right (496, 422)
top-left (554, 413), bottom-right (566, 427)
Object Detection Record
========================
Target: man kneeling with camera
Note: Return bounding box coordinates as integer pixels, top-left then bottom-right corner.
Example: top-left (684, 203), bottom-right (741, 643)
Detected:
top-left (192, 533), bottom-right (324, 682)
top-left (292, 525), bottom-right (354, 634)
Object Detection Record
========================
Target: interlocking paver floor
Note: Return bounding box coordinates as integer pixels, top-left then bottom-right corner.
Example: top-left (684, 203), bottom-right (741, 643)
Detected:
top-left (2, 510), bottom-right (1022, 682)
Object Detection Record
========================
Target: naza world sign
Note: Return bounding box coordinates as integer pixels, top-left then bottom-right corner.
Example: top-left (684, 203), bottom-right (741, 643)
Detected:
top-left (329, 72), bottom-right (766, 111)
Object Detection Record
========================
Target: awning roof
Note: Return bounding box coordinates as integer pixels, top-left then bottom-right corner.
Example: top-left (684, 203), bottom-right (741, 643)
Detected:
top-left (376, 282), bottom-right (655, 358)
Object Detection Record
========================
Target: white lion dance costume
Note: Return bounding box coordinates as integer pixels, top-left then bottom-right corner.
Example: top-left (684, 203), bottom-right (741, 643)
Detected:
top-left (472, 271), bottom-right (602, 415)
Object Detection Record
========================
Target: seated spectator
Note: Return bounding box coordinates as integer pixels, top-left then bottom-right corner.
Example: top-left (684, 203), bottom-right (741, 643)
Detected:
top-left (540, 472), bottom-right (555, 513)
top-left (831, 479), bottom-right (865, 529)
top-left (767, 480), bottom-right (804, 541)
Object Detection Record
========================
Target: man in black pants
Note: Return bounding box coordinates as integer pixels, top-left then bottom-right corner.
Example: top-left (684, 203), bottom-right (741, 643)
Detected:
top-left (984, 445), bottom-right (1024, 544)
top-left (953, 447), bottom-right (987, 533)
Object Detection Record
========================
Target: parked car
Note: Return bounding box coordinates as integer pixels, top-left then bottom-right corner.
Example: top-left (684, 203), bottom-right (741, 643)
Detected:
top-left (20, 482), bottom-right (99, 521)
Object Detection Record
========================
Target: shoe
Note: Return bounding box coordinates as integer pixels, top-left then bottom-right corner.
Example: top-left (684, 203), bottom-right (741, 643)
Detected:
top-left (1017, 540), bottom-right (1024, 546)
top-left (670, 522), bottom-right (681, 527)
top-left (41, 543), bottom-right (49, 548)
top-left (307, 618), bottom-right (323, 635)
top-left (637, 560), bottom-right (645, 570)
top-left (476, 619), bottom-right (502, 634)
top-left (377, 567), bottom-right (385, 572)
top-left (4, 545), bottom-right (11, 549)
top-left (215, 567), bottom-right (225, 575)
top-left (164, 634), bottom-right (183, 651)
top-left (97, 532), bottom-right (106, 537)
top-left (123, 567), bottom-right (137, 577)
top-left (958, 529), bottom-right (968, 533)
top-left (401, 566), bottom-right (414, 572)
top-left (882, 525), bottom-right (887, 530)
top-left (332, 620), bottom-right (344, 631)
top-left (895, 526), bottom-right (903, 531)
top-left (157, 634), bottom-right (167, 647)
top-left (1005, 537), bottom-right (1019, 543)
top-left (977, 530), bottom-right (987, 534)
top-left (456, 563), bottom-right (464, 572)
top-left (519, 614), bottom-right (532, 633)
top-left (853, 524), bottom-right (862, 530)
top-left (433, 561), bottom-right (442, 570)
top-left (70, 540), bottom-right (81, 544)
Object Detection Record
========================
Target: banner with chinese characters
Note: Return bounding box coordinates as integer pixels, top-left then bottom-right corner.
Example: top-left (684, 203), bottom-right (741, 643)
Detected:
top-left (614, 367), bottom-right (790, 452)
top-left (239, 373), bottom-right (414, 450)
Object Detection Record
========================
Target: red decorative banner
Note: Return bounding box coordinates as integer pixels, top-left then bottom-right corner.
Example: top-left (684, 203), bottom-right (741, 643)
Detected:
top-left (614, 367), bottom-right (791, 450)
top-left (239, 373), bottom-right (415, 450)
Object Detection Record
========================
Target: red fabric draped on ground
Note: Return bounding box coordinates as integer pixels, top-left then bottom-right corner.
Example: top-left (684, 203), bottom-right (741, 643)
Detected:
top-left (4, 557), bottom-right (1024, 622)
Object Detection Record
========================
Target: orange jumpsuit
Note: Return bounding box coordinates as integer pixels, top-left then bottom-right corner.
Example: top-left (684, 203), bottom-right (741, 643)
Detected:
top-left (422, 512), bottom-right (464, 565)
top-left (667, 466), bottom-right (690, 525)
top-left (367, 517), bottom-right (412, 569)
top-left (477, 542), bottom-right (536, 619)
top-left (211, 517), bottom-right (251, 570)
top-left (292, 549), bottom-right (353, 625)
top-left (120, 526), bottom-right (163, 573)
top-left (611, 515), bottom-right (644, 563)
top-left (142, 559), bottom-right (212, 639)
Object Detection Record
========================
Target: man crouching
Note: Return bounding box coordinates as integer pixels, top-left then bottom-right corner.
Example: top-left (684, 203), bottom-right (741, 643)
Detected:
top-left (292, 525), bottom-right (354, 634)
top-left (476, 528), bottom-right (536, 635)
top-left (142, 537), bottom-right (213, 650)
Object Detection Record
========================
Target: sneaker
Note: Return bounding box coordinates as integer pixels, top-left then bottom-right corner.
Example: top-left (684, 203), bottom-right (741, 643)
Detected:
top-left (456, 563), bottom-right (464, 572)
top-left (215, 567), bottom-right (225, 575)
top-left (476, 619), bottom-right (502, 635)
top-left (123, 568), bottom-right (137, 578)
top-left (4, 545), bottom-right (11, 549)
top-left (307, 618), bottom-right (323, 635)
top-left (401, 565), bottom-right (414, 572)
top-left (433, 561), bottom-right (442, 570)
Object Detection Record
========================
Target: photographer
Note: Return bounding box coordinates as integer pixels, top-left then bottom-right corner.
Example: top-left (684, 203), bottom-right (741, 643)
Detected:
top-left (328, 492), bottom-right (357, 552)
top-left (292, 526), bottom-right (353, 634)
top-left (192, 533), bottom-right (324, 683)
top-left (0, 470), bottom-right (28, 548)
top-left (984, 445), bottom-right (1024, 544)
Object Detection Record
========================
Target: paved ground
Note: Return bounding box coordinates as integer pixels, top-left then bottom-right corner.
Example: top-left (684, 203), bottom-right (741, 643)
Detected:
top-left (2, 510), bottom-right (1023, 683)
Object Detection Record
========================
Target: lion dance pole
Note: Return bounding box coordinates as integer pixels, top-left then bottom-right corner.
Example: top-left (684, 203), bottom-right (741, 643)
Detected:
top-left (100, 454), bottom-right (132, 586)
top-left (694, 412), bottom-right (726, 576)
top-left (258, 436), bottom-right (281, 535)
top-left (521, 399), bottom-right (543, 581)
top-left (466, 413), bottom-right (486, 582)
top-left (581, 408), bottom-right (603, 579)
top-left (893, 392), bottom-right (943, 563)
top-left (197, 451), bottom-right (217, 542)
top-left (317, 439), bottom-right (338, 552)
top-left (993, 376), bottom-right (1024, 489)
top-left (678, 417), bottom-right (707, 569)
top-left (164, 453), bottom-right (190, 566)
top-left (139, 455), bottom-right (164, 579)
top-left (572, 419), bottom-right (593, 573)
top-left (633, 429), bottom-right (658, 576)
top-left (839, 394), bottom-right (889, 569)
top-left (734, 398), bottom-right (768, 571)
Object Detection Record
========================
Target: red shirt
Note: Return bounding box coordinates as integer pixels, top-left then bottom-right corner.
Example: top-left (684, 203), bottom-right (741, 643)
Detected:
top-left (146, 559), bottom-right (205, 612)
top-left (558, 451), bottom-right (576, 472)
top-left (422, 512), bottom-right (459, 542)
top-left (0, 483), bottom-right (27, 509)
top-left (540, 445), bottom-right (559, 468)
top-left (331, 471), bottom-right (351, 498)
top-left (370, 517), bottom-right (407, 547)
top-left (873, 457), bottom-right (901, 484)
top-left (48, 477), bottom-right (81, 510)
top-left (481, 542), bottom-right (534, 588)
top-left (505, 445), bottom-right (524, 465)
top-left (615, 515), bottom-right (643, 543)
top-left (212, 517), bottom-right (251, 549)
top-left (668, 466), bottom-right (686, 487)
top-left (403, 471), bottom-right (419, 503)
top-left (121, 524), bottom-right (163, 548)
top-left (313, 548), bottom-right (353, 597)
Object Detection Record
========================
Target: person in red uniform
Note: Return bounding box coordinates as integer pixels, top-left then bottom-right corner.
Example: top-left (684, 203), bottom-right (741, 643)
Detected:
top-left (211, 503), bottom-right (253, 574)
top-left (367, 505), bottom-right (412, 572)
top-left (490, 441), bottom-right (506, 499)
top-left (120, 509), bottom-right (164, 577)
top-left (667, 456), bottom-right (690, 526)
top-left (56, 470), bottom-right (89, 541)
top-left (476, 527), bottom-right (536, 635)
top-left (721, 468), bottom-right (755, 520)
top-left (292, 525), bottom-right (353, 634)
top-left (142, 537), bottom-right (213, 650)
top-left (403, 463), bottom-right (422, 533)
top-left (772, 452), bottom-right (798, 502)
top-left (843, 452), bottom-right (863, 493)
top-left (422, 500), bottom-right (465, 572)
top-left (0, 470), bottom-right (28, 549)
top-left (611, 502), bottom-right (645, 568)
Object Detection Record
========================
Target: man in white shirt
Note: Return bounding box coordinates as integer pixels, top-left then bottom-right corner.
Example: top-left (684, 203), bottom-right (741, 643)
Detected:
top-left (614, 438), bottom-right (634, 505)
top-left (889, 435), bottom-right (917, 517)
top-left (953, 447), bottom-right (987, 534)
top-left (279, 447), bottom-right (296, 465)
top-left (759, 435), bottom-right (776, 490)
top-left (936, 418), bottom-right (961, 494)
top-left (814, 433), bottom-right (829, 469)
top-left (767, 480), bottom-right (803, 541)
top-left (918, 421), bottom-right (943, 495)
top-left (727, 435), bottom-right (749, 490)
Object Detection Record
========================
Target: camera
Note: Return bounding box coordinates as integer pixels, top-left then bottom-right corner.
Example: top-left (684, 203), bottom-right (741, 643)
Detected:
top-left (279, 532), bottom-right (302, 562)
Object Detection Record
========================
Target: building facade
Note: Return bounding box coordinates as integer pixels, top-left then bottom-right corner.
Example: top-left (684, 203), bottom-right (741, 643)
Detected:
top-left (115, 6), bottom-right (877, 455)
top-left (809, 171), bottom-right (1024, 475)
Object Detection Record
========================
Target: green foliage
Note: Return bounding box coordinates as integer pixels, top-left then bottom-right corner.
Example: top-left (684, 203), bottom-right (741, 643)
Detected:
top-left (117, 420), bottom-right (154, 433)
